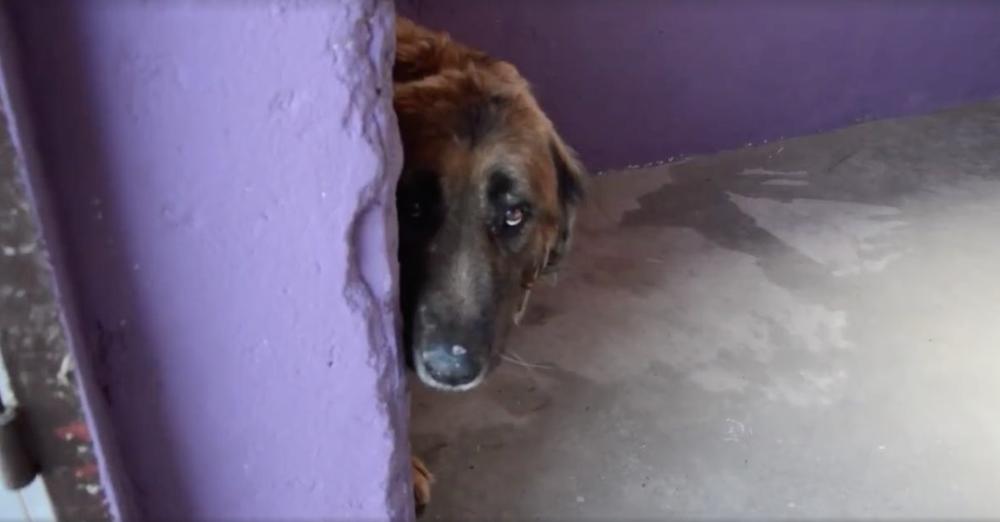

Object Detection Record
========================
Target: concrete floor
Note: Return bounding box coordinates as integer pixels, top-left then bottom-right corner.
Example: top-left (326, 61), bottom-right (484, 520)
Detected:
top-left (411, 100), bottom-right (1000, 519)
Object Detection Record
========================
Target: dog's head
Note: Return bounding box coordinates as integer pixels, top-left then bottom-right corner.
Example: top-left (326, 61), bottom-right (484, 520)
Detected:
top-left (394, 58), bottom-right (585, 391)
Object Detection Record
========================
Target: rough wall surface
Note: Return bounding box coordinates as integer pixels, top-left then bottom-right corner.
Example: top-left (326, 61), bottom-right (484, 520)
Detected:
top-left (400, 0), bottom-right (1000, 171)
top-left (10, 1), bottom-right (409, 519)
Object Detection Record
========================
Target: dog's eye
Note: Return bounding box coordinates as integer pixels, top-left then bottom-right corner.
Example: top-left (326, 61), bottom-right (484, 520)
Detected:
top-left (503, 207), bottom-right (525, 228)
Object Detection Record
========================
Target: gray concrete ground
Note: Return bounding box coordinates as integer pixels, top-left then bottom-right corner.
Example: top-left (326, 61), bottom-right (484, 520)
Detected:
top-left (411, 100), bottom-right (1000, 520)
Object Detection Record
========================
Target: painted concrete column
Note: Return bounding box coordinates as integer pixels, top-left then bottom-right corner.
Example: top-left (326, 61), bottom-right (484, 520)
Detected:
top-left (8, 0), bottom-right (409, 519)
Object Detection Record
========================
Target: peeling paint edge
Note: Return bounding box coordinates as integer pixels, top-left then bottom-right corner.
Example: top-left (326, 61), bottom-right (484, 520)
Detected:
top-left (338, 1), bottom-right (413, 520)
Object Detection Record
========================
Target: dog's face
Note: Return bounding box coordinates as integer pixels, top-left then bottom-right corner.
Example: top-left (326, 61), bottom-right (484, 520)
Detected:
top-left (395, 61), bottom-right (584, 391)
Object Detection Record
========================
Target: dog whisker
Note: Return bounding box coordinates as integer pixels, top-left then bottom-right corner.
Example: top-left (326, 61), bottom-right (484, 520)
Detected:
top-left (501, 350), bottom-right (556, 371)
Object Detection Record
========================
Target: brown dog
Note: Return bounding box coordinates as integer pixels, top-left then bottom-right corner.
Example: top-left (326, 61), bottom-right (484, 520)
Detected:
top-left (393, 16), bottom-right (586, 514)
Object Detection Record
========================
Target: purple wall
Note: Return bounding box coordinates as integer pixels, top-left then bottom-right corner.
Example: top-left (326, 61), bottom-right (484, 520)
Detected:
top-left (10, 1), bottom-right (410, 519)
top-left (399, 0), bottom-right (1000, 171)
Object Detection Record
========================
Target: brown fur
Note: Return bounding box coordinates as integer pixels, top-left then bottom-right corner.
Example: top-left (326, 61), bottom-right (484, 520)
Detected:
top-left (394, 17), bottom-right (584, 277)
top-left (394, 16), bottom-right (585, 515)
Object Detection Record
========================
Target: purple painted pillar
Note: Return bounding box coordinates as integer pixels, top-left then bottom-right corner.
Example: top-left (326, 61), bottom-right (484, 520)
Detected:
top-left (9, 1), bottom-right (410, 519)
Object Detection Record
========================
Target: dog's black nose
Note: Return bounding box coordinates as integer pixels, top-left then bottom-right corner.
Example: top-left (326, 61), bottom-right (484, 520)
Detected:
top-left (418, 342), bottom-right (483, 389)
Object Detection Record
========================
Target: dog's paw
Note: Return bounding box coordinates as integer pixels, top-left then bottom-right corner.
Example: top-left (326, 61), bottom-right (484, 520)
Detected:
top-left (412, 456), bottom-right (434, 517)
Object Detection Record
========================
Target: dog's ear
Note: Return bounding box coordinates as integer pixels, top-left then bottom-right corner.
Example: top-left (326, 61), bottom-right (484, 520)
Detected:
top-left (544, 132), bottom-right (586, 274)
top-left (394, 17), bottom-right (490, 84)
